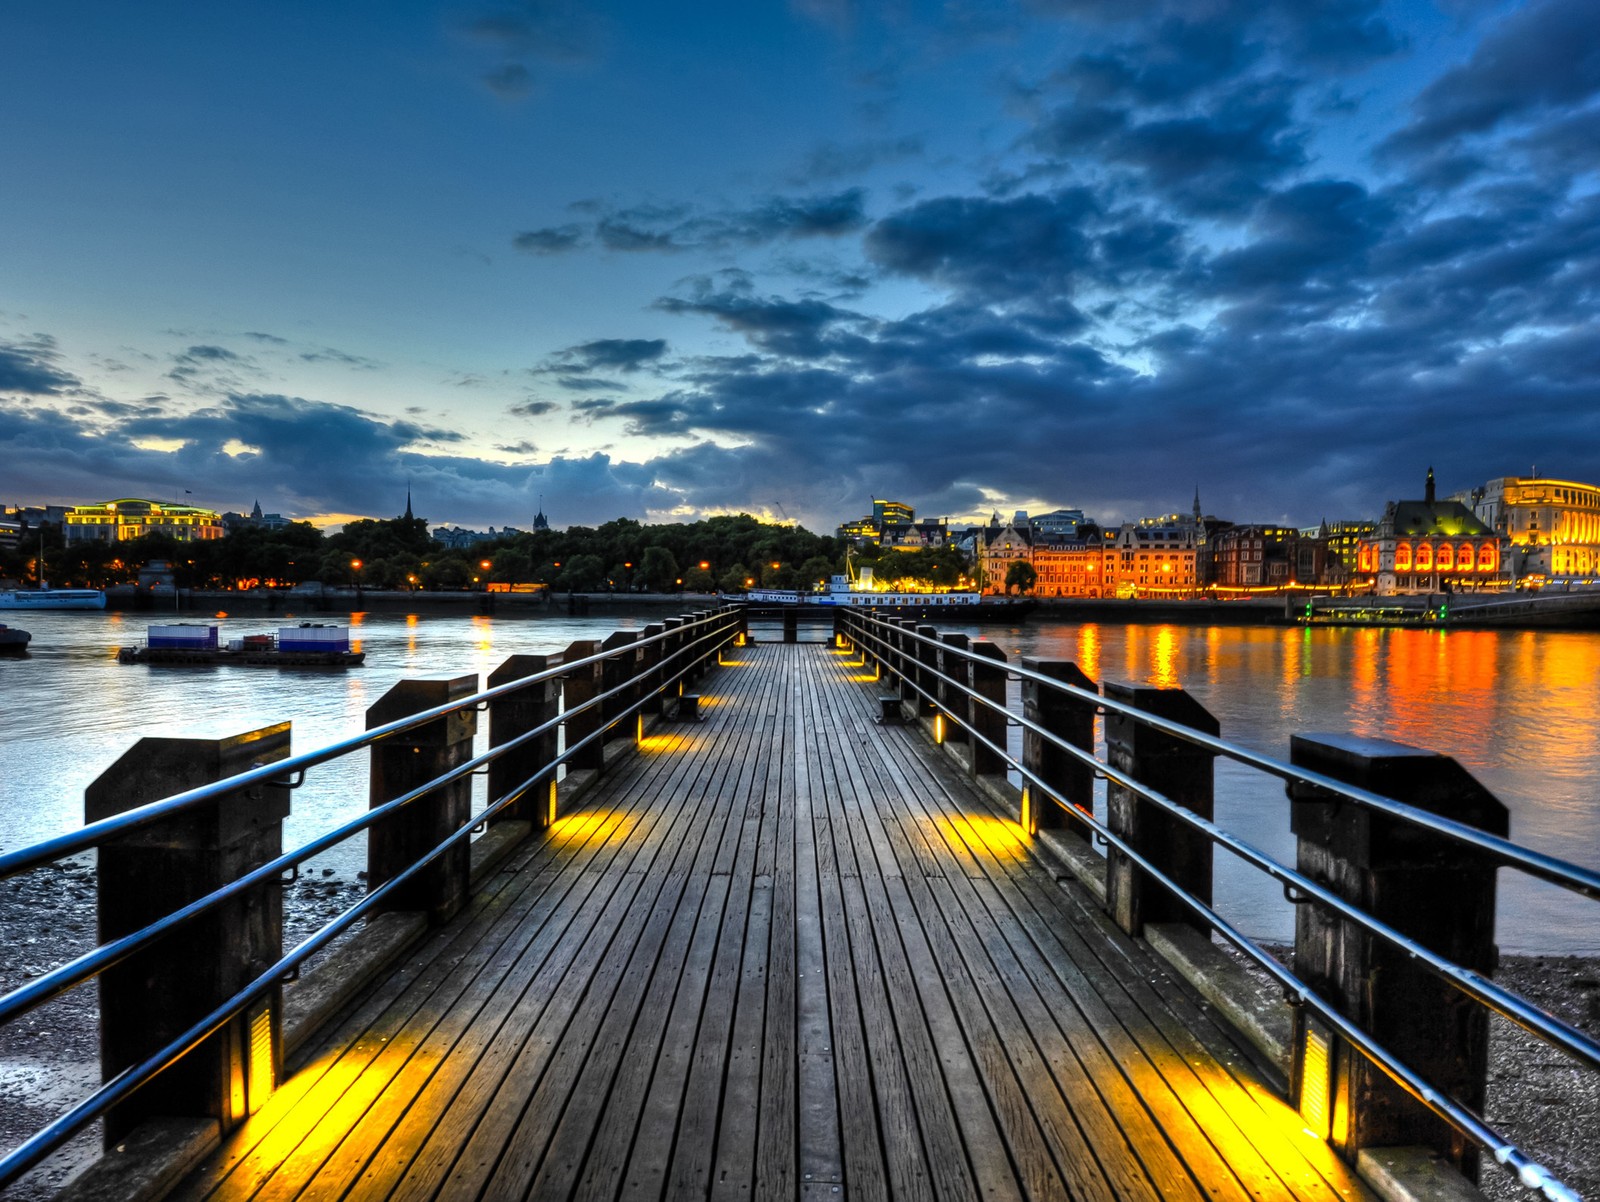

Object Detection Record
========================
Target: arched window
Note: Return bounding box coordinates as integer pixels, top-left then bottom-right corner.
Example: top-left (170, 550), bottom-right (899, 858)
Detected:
top-left (1395, 542), bottom-right (1412, 571)
top-left (1415, 542), bottom-right (1433, 571)
top-left (1436, 542), bottom-right (1454, 570)
top-left (1478, 543), bottom-right (1497, 571)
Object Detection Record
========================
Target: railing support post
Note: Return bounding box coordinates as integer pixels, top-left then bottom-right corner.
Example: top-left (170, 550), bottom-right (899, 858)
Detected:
top-left (638, 623), bottom-right (666, 715)
top-left (1020, 658), bottom-right (1098, 831)
top-left (783, 609), bottom-right (798, 643)
top-left (561, 639), bottom-right (604, 771)
top-left (968, 640), bottom-right (1008, 777)
top-left (367, 675), bottom-right (478, 924)
top-left (1103, 682), bottom-right (1218, 938)
top-left (87, 723), bottom-right (292, 1145)
top-left (1287, 734), bottom-right (1507, 1177)
top-left (938, 632), bottom-right (970, 745)
top-left (487, 654), bottom-right (558, 828)
top-left (892, 618), bottom-right (913, 703)
top-left (914, 624), bottom-right (940, 715)
top-left (599, 631), bottom-right (639, 741)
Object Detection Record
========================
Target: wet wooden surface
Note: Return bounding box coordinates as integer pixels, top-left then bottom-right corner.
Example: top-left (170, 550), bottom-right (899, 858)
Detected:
top-left (176, 642), bottom-right (1371, 1201)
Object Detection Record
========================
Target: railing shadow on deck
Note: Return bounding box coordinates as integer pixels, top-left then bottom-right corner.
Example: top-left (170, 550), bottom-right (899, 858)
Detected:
top-left (834, 608), bottom-right (1596, 1202)
top-left (0, 606), bottom-right (746, 1197)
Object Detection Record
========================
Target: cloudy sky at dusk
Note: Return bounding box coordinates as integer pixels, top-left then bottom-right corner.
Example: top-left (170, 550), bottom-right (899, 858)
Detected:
top-left (3, 0), bottom-right (1597, 532)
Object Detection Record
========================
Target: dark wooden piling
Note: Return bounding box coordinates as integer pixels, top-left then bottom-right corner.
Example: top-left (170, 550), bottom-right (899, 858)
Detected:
top-left (487, 654), bottom-right (559, 828)
top-left (562, 639), bottom-right (604, 772)
top-left (1020, 658), bottom-right (1098, 830)
top-left (967, 640), bottom-right (1008, 778)
top-left (1102, 683), bottom-right (1219, 938)
top-left (366, 675), bottom-right (478, 923)
top-left (87, 723), bottom-right (292, 1144)
top-left (937, 632), bottom-right (970, 745)
top-left (599, 631), bottom-right (639, 739)
top-left (1287, 734), bottom-right (1507, 1177)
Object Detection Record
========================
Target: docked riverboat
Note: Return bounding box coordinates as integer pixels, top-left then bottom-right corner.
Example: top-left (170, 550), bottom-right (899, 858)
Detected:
top-left (0, 588), bottom-right (106, 611)
top-left (117, 622), bottom-right (363, 667)
top-left (0, 624), bottom-right (31, 655)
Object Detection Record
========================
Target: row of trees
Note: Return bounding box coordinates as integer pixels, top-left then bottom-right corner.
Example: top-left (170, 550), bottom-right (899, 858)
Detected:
top-left (2, 511), bottom-right (1040, 594)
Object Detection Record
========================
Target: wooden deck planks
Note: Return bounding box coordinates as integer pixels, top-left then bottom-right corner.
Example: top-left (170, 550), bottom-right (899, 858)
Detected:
top-left (180, 639), bottom-right (1374, 1202)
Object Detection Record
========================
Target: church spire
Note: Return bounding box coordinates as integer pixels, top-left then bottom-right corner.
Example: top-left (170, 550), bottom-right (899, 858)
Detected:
top-left (404, 483), bottom-right (413, 522)
top-left (1192, 485), bottom-right (1201, 522)
top-left (1425, 466), bottom-right (1435, 505)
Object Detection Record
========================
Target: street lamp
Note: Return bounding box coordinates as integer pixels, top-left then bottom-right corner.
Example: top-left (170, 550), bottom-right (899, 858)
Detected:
top-left (351, 559), bottom-right (363, 608)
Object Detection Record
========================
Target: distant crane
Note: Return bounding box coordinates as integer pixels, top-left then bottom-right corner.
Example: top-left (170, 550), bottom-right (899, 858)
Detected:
top-left (772, 501), bottom-right (790, 523)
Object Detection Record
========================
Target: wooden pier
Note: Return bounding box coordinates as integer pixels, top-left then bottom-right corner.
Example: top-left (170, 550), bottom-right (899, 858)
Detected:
top-left (168, 642), bottom-right (1366, 1202)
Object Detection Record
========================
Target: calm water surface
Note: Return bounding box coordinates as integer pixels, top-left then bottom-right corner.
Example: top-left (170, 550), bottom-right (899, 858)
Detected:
top-left (1, 610), bottom-right (1596, 954)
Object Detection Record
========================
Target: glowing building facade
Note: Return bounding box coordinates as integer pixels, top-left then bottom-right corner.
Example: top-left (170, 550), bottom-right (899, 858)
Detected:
top-left (1460, 476), bottom-right (1600, 580)
top-left (64, 498), bottom-right (224, 544)
top-left (1357, 471), bottom-right (1505, 595)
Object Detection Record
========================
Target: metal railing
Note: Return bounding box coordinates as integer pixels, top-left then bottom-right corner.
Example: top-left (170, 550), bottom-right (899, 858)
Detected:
top-left (0, 606), bottom-right (743, 1190)
top-left (838, 609), bottom-right (1594, 1202)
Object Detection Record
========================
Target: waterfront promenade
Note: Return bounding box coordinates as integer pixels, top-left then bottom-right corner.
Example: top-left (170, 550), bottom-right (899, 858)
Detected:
top-left (170, 642), bottom-right (1362, 1201)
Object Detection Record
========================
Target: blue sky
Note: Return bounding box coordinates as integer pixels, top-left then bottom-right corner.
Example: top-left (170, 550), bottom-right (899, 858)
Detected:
top-left (2, 0), bottom-right (1597, 532)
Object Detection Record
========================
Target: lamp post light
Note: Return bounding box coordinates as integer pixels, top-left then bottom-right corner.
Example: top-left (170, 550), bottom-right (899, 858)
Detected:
top-left (480, 559), bottom-right (491, 593)
top-left (351, 559), bottom-right (363, 608)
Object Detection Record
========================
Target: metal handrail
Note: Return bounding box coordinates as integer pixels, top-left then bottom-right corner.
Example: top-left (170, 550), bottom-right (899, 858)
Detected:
top-left (0, 607), bottom-right (742, 1189)
top-left (860, 613), bottom-right (1600, 901)
top-left (840, 610), bottom-right (1588, 1202)
top-left (0, 609), bottom-right (735, 882)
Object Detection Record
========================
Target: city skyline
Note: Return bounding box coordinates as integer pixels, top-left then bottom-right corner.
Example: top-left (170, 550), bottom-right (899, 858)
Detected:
top-left (3, 1), bottom-right (1597, 532)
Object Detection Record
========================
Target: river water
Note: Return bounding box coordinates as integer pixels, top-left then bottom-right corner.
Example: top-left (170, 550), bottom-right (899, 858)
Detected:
top-left (0, 608), bottom-right (1595, 954)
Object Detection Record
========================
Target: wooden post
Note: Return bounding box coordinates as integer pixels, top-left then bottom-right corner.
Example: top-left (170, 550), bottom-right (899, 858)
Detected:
top-left (967, 641), bottom-right (1008, 777)
top-left (88, 723), bottom-right (292, 1144)
top-left (367, 675), bottom-right (477, 924)
top-left (599, 630), bottom-right (638, 739)
top-left (662, 618), bottom-right (687, 695)
top-left (890, 618), bottom-right (913, 703)
top-left (938, 632), bottom-right (970, 745)
top-left (1102, 682), bottom-right (1218, 938)
top-left (561, 639), bottom-right (604, 771)
top-left (638, 622), bottom-right (666, 715)
top-left (1287, 734), bottom-right (1507, 1176)
top-left (914, 623), bottom-right (940, 716)
top-left (783, 609), bottom-right (798, 643)
top-left (487, 654), bottom-right (558, 828)
top-left (1020, 658), bottom-right (1098, 830)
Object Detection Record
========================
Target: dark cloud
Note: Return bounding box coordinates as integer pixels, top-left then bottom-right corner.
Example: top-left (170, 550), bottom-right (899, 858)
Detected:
top-left (558, 338), bottom-right (668, 373)
top-left (554, 375), bottom-right (621, 392)
top-left (299, 347), bottom-right (382, 370)
top-left (509, 399), bottom-right (559, 418)
top-left (179, 344), bottom-right (240, 362)
top-left (1030, 79), bottom-right (1306, 216)
top-left (514, 189), bottom-right (869, 256)
top-left (1382, 0), bottom-right (1600, 158)
top-left (483, 63), bottom-right (533, 98)
top-left (0, 335), bottom-right (80, 396)
top-left (866, 189), bottom-right (1099, 298)
top-left (241, 331), bottom-right (289, 345)
top-left (512, 224), bottom-right (587, 254)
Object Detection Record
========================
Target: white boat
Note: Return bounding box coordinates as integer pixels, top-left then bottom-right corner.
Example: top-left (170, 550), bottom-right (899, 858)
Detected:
top-left (0, 588), bottom-right (107, 611)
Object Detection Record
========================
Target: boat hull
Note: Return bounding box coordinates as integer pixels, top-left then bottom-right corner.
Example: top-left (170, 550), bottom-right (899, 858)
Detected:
top-left (117, 646), bottom-right (364, 667)
top-left (0, 590), bottom-right (106, 611)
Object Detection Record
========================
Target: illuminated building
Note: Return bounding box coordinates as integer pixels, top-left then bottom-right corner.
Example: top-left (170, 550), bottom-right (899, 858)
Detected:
top-left (1358, 469), bottom-right (1505, 594)
top-left (836, 498), bottom-right (923, 547)
top-left (978, 515), bottom-right (1032, 594)
top-left (1457, 476), bottom-right (1600, 580)
top-left (1031, 540), bottom-right (1108, 597)
top-left (64, 498), bottom-right (224, 543)
top-left (1108, 518), bottom-right (1199, 597)
top-left (1214, 525), bottom-right (1306, 588)
top-left (1030, 509), bottom-right (1088, 537)
top-left (1307, 521), bottom-right (1376, 582)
